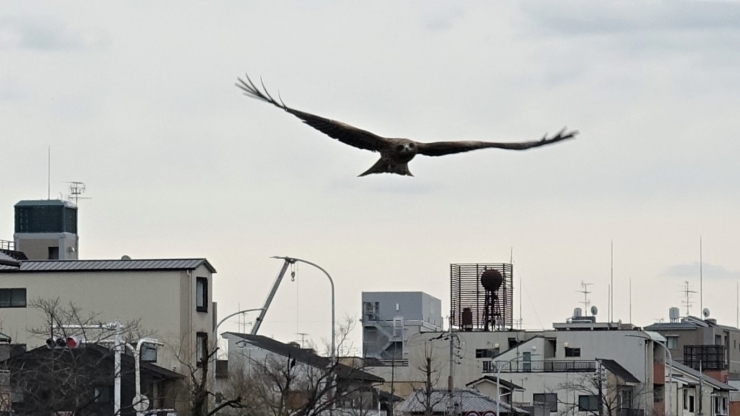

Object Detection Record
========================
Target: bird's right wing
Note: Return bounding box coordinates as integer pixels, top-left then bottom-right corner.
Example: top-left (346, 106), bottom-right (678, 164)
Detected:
top-left (236, 75), bottom-right (390, 153)
top-left (416, 128), bottom-right (577, 157)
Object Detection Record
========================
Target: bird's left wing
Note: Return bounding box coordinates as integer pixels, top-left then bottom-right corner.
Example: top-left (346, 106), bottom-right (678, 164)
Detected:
top-left (415, 128), bottom-right (578, 157)
top-left (236, 75), bottom-right (390, 153)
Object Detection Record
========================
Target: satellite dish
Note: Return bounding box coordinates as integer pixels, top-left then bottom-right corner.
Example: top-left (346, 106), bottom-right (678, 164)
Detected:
top-left (121, 255), bottom-right (132, 261)
top-left (703, 308), bottom-right (711, 318)
top-left (591, 306), bottom-right (599, 316)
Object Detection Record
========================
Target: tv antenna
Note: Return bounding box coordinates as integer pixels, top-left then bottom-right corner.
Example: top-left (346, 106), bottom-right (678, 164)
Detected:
top-left (68, 182), bottom-right (91, 206)
top-left (296, 332), bottom-right (309, 348)
top-left (682, 281), bottom-right (696, 317)
top-left (578, 281), bottom-right (593, 316)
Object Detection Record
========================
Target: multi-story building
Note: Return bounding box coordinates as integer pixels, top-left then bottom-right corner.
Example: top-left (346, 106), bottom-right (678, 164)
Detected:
top-left (361, 291), bottom-right (443, 362)
top-left (645, 309), bottom-right (740, 382)
top-left (0, 199), bottom-right (216, 373)
top-left (222, 332), bottom-right (389, 416)
top-left (367, 312), bottom-right (695, 416)
top-left (0, 258), bottom-right (216, 373)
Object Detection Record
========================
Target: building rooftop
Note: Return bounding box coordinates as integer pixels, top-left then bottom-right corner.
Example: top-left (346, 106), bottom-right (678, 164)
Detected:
top-left (0, 258), bottom-right (216, 273)
top-left (224, 332), bottom-right (384, 383)
top-left (400, 388), bottom-right (529, 414)
top-left (15, 199), bottom-right (77, 208)
top-left (598, 358), bottom-right (640, 384)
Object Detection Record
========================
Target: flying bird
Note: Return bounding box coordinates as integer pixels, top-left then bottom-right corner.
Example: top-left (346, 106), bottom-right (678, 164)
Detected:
top-left (236, 74), bottom-right (577, 177)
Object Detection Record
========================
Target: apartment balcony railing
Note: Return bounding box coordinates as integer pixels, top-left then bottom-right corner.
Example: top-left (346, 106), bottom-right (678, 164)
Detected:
top-left (0, 240), bottom-right (13, 251)
top-left (483, 360), bottom-right (598, 373)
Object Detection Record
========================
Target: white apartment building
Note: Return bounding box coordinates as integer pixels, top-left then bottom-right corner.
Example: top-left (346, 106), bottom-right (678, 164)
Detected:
top-left (367, 319), bottom-right (683, 416)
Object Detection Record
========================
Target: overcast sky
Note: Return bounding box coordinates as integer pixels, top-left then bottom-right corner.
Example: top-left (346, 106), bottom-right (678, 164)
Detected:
top-left (2, 1), bottom-right (740, 353)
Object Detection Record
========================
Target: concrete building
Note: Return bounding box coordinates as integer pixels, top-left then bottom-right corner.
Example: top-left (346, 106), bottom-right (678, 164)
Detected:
top-left (361, 291), bottom-right (443, 362)
top-left (367, 315), bottom-right (684, 416)
top-left (0, 258), bottom-right (216, 373)
top-left (13, 200), bottom-right (80, 260)
top-left (221, 332), bottom-right (389, 416)
top-left (645, 312), bottom-right (740, 381)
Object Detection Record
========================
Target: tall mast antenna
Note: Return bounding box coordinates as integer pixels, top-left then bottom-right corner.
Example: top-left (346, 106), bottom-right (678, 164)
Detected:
top-left (47, 146), bottom-right (51, 200)
top-left (610, 241), bottom-right (614, 322)
top-left (700, 237), bottom-right (703, 313)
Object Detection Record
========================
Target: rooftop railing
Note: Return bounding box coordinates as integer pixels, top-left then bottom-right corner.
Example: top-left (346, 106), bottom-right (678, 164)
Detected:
top-left (484, 359), bottom-right (597, 373)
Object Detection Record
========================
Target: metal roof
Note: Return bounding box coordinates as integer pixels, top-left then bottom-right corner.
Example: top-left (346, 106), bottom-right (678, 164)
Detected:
top-left (0, 258), bottom-right (216, 273)
top-left (223, 332), bottom-right (384, 382)
top-left (400, 389), bottom-right (529, 414)
top-left (672, 361), bottom-right (737, 391)
top-left (598, 358), bottom-right (640, 384)
top-left (15, 199), bottom-right (76, 208)
top-left (0, 253), bottom-right (20, 268)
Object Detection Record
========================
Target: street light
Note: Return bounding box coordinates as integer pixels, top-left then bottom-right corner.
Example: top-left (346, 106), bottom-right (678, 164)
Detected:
top-left (626, 334), bottom-right (673, 416)
top-left (271, 256), bottom-right (336, 362)
top-left (212, 308), bottom-right (265, 403)
top-left (272, 256), bottom-right (336, 415)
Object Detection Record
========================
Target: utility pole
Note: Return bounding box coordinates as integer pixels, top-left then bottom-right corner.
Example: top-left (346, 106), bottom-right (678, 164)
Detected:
top-left (597, 360), bottom-right (604, 416)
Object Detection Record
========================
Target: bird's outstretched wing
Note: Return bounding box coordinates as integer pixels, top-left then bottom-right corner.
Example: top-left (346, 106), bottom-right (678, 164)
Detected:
top-left (415, 128), bottom-right (577, 157)
top-left (236, 75), bottom-right (390, 153)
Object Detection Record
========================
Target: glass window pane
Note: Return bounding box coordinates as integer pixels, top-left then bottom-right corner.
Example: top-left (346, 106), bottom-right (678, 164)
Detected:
top-left (10, 289), bottom-right (26, 307)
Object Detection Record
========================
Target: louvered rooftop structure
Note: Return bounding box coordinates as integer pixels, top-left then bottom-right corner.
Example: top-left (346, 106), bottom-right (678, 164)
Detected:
top-left (450, 263), bottom-right (513, 332)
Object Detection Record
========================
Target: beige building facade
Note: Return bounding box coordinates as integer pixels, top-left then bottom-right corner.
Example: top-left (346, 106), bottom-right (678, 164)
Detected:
top-left (0, 258), bottom-right (216, 374)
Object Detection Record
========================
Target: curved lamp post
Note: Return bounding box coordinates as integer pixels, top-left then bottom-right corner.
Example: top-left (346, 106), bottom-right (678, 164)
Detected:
top-left (211, 308), bottom-right (265, 401)
top-left (271, 256), bottom-right (336, 362)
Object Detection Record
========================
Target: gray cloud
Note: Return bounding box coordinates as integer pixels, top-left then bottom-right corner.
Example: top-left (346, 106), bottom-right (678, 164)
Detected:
top-left (520, 1), bottom-right (740, 36)
top-left (0, 15), bottom-right (109, 51)
top-left (662, 262), bottom-right (740, 279)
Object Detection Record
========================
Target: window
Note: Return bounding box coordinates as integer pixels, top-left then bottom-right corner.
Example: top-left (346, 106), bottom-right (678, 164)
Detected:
top-left (196, 332), bottom-right (208, 366)
top-left (533, 393), bottom-right (558, 412)
top-left (482, 361), bottom-right (493, 373)
top-left (476, 348), bottom-right (499, 358)
top-left (0, 288), bottom-right (26, 308)
top-left (48, 246), bottom-right (59, 260)
top-left (565, 347), bottom-right (581, 357)
top-left (617, 387), bottom-right (632, 410)
top-left (683, 389), bottom-right (688, 410)
top-left (689, 395), bottom-right (695, 413)
top-left (578, 395), bottom-right (600, 412)
top-left (196, 277), bottom-right (208, 312)
top-left (94, 386), bottom-right (113, 403)
top-left (666, 336), bottom-right (679, 349)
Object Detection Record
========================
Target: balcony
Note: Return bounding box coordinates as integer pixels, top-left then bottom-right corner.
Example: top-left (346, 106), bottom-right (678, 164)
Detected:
top-left (483, 360), bottom-right (597, 373)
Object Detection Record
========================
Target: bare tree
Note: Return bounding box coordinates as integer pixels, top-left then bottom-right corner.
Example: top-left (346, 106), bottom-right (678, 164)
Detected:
top-left (407, 341), bottom-right (445, 416)
top-left (554, 363), bottom-right (648, 416)
top-left (220, 317), bottom-right (381, 416)
top-left (165, 332), bottom-right (246, 416)
top-left (2, 298), bottom-right (156, 415)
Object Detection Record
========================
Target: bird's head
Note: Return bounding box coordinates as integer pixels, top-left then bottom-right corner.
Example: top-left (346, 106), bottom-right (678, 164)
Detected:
top-left (396, 141), bottom-right (416, 155)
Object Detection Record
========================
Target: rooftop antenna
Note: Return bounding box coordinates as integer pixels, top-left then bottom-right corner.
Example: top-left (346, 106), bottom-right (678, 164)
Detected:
top-left (578, 281), bottom-right (593, 316)
top-left (68, 182), bottom-right (91, 206)
top-left (682, 281), bottom-right (696, 317)
top-left (700, 237), bottom-right (703, 314)
top-left (47, 146), bottom-right (51, 200)
top-left (629, 278), bottom-right (632, 324)
top-left (610, 240), bottom-right (614, 323)
top-left (512, 247), bottom-right (523, 329)
top-left (297, 332), bottom-right (309, 348)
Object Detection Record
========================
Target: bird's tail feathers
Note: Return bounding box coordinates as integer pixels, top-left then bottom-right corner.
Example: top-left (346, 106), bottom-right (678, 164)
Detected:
top-left (358, 159), bottom-right (413, 177)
